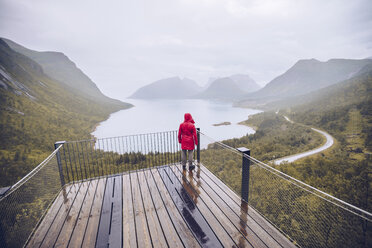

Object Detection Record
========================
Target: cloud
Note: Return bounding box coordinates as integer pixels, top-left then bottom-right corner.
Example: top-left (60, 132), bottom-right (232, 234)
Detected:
top-left (0, 0), bottom-right (371, 99)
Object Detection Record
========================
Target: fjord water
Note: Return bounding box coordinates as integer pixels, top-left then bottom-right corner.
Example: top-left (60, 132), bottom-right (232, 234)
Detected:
top-left (92, 99), bottom-right (261, 148)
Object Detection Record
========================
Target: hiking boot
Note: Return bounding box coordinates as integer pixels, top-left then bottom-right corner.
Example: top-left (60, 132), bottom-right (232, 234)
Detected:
top-left (182, 165), bottom-right (186, 170)
top-left (189, 164), bottom-right (195, 171)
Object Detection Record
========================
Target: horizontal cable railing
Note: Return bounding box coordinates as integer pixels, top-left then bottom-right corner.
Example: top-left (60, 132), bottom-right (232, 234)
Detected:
top-left (199, 131), bottom-right (372, 248)
top-left (0, 146), bottom-right (63, 248)
top-left (247, 154), bottom-right (371, 248)
top-left (58, 130), bottom-right (183, 184)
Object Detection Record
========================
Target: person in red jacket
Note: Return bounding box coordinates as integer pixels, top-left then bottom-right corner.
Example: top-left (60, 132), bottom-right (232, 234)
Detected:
top-left (178, 113), bottom-right (198, 170)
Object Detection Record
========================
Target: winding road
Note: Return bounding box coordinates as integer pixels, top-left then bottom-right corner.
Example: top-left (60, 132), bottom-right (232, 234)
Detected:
top-left (272, 116), bottom-right (334, 165)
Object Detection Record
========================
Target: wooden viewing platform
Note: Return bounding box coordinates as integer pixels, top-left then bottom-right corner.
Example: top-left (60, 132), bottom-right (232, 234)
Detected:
top-left (27, 164), bottom-right (295, 248)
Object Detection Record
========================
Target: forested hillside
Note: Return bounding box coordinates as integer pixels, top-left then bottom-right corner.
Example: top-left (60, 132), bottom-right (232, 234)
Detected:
top-left (215, 65), bottom-right (371, 212)
top-left (277, 64), bottom-right (372, 210)
top-left (0, 39), bottom-right (132, 186)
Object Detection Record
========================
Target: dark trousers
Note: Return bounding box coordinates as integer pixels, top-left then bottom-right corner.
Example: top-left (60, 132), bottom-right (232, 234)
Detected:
top-left (181, 149), bottom-right (194, 167)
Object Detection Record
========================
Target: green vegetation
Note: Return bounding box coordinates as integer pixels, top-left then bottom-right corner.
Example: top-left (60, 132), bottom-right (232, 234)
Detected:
top-left (0, 39), bottom-right (132, 187)
top-left (222, 112), bottom-right (324, 162)
top-left (277, 67), bottom-right (372, 209)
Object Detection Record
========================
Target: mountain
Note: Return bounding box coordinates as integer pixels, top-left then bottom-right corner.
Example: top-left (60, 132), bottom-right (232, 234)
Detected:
top-left (130, 77), bottom-right (202, 99)
top-left (262, 62), bottom-right (372, 112)
top-left (195, 77), bottom-right (246, 100)
top-left (202, 77), bottom-right (218, 90)
top-left (244, 58), bottom-right (372, 100)
top-left (131, 73), bottom-right (259, 101)
top-left (229, 74), bottom-right (261, 93)
top-left (0, 38), bottom-right (131, 186)
top-left (195, 74), bottom-right (260, 100)
top-left (3, 38), bottom-right (124, 107)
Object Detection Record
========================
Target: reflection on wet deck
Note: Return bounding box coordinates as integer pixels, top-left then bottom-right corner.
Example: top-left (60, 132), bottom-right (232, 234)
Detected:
top-left (27, 164), bottom-right (295, 247)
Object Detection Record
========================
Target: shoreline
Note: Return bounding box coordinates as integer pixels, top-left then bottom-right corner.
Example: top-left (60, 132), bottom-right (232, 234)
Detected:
top-left (91, 99), bottom-right (260, 148)
top-left (90, 105), bottom-right (134, 140)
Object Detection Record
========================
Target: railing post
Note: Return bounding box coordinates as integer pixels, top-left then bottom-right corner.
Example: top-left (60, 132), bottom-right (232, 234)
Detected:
top-left (196, 128), bottom-right (200, 164)
top-left (54, 141), bottom-right (66, 187)
top-left (237, 147), bottom-right (250, 203)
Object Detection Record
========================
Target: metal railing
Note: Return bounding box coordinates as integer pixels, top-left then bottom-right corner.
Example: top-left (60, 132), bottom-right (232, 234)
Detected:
top-left (55, 130), bottom-right (199, 185)
top-left (199, 131), bottom-right (372, 248)
top-left (0, 146), bottom-right (62, 248)
top-left (1, 129), bottom-right (371, 247)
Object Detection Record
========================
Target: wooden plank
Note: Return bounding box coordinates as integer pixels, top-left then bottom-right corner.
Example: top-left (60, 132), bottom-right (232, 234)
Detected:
top-left (109, 175), bottom-right (122, 247)
top-left (81, 178), bottom-right (107, 248)
top-left (54, 181), bottom-right (90, 247)
top-left (198, 164), bottom-right (282, 248)
top-left (39, 183), bottom-right (82, 248)
top-left (96, 175), bottom-right (122, 248)
top-left (175, 164), bottom-right (258, 248)
top-left (199, 164), bottom-right (240, 204)
top-left (26, 185), bottom-right (73, 248)
top-left (200, 164), bottom-right (296, 248)
top-left (171, 165), bottom-right (242, 248)
top-left (122, 173), bottom-right (137, 248)
top-left (159, 166), bottom-right (222, 247)
top-left (197, 164), bottom-right (269, 248)
top-left (152, 168), bottom-right (200, 248)
top-left (130, 171), bottom-right (152, 247)
top-left (137, 170), bottom-right (168, 248)
top-left (95, 177), bottom-right (113, 248)
top-left (68, 179), bottom-right (98, 247)
top-left (144, 169), bottom-right (183, 248)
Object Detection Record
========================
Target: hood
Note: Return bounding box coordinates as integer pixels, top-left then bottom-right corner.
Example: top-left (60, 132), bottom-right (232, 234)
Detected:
top-left (184, 113), bottom-right (195, 124)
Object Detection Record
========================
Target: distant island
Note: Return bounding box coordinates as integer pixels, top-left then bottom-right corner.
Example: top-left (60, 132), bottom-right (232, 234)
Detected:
top-left (213, 121), bottom-right (231, 126)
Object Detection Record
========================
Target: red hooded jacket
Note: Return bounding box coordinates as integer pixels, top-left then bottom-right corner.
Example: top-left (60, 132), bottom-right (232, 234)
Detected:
top-left (178, 113), bottom-right (198, 150)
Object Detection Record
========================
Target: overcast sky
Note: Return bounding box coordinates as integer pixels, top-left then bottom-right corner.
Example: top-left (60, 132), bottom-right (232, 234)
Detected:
top-left (1, 0), bottom-right (372, 100)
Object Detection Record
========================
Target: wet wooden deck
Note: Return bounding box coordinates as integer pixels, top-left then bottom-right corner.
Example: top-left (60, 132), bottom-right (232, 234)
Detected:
top-left (27, 164), bottom-right (295, 247)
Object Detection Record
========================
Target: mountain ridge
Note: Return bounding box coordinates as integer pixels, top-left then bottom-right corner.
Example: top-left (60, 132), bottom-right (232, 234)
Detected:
top-left (265, 63), bottom-right (372, 112)
top-left (195, 77), bottom-right (246, 100)
top-left (131, 73), bottom-right (260, 101)
top-left (3, 38), bottom-right (126, 107)
top-left (243, 58), bottom-right (372, 101)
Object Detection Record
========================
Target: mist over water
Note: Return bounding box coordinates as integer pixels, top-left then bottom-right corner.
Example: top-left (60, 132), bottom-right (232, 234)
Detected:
top-left (92, 99), bottom-right (261, 149)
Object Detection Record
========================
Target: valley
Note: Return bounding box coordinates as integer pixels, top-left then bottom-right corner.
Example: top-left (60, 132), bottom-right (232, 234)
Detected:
top-left (1, 36), bottom-right (371, 219)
